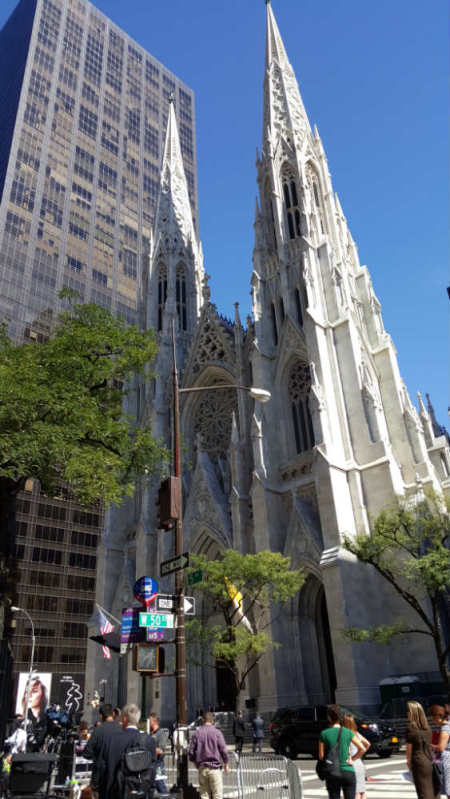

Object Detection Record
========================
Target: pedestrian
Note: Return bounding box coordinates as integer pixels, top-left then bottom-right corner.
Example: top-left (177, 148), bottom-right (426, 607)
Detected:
top-left (437, 707), bottom-right (450, 799)
top-left (318, 704), bottom-right (365, 799)
top-left (233, 711), bottom-right (245, 755)
top-left (84, 703), bottom-right (121, 798)
top-left (4, 714), bottom-right (27, 756)
top-left (405, 700), bottom-right (439, 799)
top-left (251, 712), bottom-right (264, 753)
top-left (149, 712), bottom-right (169, 793)
top-left (188, 711), bottom-right (229, 799)
top-left (102, 703), bottom-right (156, 799)
top-left (342, 713), bottom-right (370, 799)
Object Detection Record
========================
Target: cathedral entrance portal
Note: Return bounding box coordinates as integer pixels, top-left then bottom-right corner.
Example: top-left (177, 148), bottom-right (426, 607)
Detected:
top-left (215, 660), bottom-right (237, 712)
top-left (298, 575), bottom-right (336, 703)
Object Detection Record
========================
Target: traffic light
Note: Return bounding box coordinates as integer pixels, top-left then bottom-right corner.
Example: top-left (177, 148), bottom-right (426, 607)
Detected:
top-left (157, 477), bottom-right (181, 530)
top-left (135, 644), bottom-right (165, 674)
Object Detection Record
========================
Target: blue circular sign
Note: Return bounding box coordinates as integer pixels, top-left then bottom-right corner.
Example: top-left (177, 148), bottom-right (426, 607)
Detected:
top-left (134, 576), bottom-right (158, 606)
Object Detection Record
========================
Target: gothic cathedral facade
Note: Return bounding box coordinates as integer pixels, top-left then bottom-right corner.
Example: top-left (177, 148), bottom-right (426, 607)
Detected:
top-left (87, 3), bottom-right (450, 717)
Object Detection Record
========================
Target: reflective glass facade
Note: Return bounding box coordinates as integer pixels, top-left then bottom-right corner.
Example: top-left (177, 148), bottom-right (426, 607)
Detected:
top-left (0, 0), bottom-right (196, 697)
top-left (0, 0), bottom-right (197, 338)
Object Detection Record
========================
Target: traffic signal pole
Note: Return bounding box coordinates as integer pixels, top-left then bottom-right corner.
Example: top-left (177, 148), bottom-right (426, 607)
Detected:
top-left (171, 321), bottom-right (188, 792)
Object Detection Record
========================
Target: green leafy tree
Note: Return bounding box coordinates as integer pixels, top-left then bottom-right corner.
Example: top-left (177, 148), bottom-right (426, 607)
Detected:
top-left (0, 297), bottom-right (168, 607)
top-left (343, 493), bottom-right (450, 691)
top-left (186, 549), bottom-right (304, 712)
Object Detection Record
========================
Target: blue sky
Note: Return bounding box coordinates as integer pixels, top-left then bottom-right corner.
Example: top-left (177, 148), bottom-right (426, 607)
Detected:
top-left (1, 0), bottom-right (448, 426)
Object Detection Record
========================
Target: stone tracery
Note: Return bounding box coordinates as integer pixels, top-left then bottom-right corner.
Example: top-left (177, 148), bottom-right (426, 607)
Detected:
top-left (193, 381), bottom-right (237, 459)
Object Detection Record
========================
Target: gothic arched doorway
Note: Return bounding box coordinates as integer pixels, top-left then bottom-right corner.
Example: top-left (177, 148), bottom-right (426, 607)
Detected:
top-left (215, 661), bottom-right (237, 712)
top-left (298, 575), bottom-right (336, 703)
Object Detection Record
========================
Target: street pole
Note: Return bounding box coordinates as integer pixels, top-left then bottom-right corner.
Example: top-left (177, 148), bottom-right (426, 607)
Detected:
top-left (171, 321), bottom-right (188, 791)
top-left (11, 606), bottom-right (35, 752)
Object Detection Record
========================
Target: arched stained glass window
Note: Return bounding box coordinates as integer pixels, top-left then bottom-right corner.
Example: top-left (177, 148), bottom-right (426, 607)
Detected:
top-left (271, 302), bottom-right (278, 346)
top-left (265, 179), bottom-right (277, 250)
top-left (282, 166), bottom-right (302, 240)
top-left (295, 288), bottom-right (303, 327)
top-left (157, 264), bottom-right (167, 331)
top-left (176, 262), bottom-right (187, 331)
top-left (288, 362), bottom-right (315, 454)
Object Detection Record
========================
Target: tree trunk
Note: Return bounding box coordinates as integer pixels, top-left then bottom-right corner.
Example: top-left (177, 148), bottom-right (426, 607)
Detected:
top-left (432, 629), bottom-right (450, 694)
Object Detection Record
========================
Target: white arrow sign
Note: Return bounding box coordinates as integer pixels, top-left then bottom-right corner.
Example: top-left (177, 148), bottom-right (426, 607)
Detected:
top-left (154, 594), bottom-right (195, 615)
top-left (183, 596), bottom-right (195, 615)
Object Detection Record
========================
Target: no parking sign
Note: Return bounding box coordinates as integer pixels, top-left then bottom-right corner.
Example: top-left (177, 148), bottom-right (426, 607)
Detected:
top-left (134, 576), bottom-right (158, 608)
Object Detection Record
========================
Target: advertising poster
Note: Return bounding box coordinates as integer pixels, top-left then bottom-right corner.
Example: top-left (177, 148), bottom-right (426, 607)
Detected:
top-left (15, 672), bottom-right (52, 717)
top-left (52, 674), bottom-right (84, 714)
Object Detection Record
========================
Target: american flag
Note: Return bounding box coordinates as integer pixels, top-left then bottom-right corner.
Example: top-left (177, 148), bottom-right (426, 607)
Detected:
top-left (99, 609), bottom-right (114, 660)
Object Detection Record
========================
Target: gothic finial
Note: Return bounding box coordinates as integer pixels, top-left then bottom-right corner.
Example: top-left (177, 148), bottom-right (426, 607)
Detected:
top-left (202, 273), bottom-right (211, 302)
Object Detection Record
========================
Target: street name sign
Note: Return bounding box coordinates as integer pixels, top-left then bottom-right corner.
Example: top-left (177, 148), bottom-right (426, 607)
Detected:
top-left (160, 553), bottom-right (189, 577)
top-left (155, 594), bottom-right (195, 615)
top-left (139, 612), bottom-right (174, 629)
top-left (187, 569), bottom-right (202, 586)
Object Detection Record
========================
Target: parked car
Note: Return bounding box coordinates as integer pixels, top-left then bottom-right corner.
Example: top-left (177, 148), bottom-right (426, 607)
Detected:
top-left (269, 704), bottom-right (398, 759)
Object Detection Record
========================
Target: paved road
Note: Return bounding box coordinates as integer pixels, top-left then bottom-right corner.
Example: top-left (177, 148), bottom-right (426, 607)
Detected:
top-left (294, 753), bottom-right (420, 797)
top-left (166, 750), bottom-right (449, 799)
top-left (165, 751), bottom-right (428, 798)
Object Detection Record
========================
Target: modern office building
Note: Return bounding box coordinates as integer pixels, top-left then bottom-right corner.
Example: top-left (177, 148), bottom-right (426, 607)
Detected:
top-left (0, 0), bottom-right (197, 705)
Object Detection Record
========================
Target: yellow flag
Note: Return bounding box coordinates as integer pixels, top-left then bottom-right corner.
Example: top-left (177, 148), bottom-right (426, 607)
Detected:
top-left (224, 577), bottom-right (253, 633)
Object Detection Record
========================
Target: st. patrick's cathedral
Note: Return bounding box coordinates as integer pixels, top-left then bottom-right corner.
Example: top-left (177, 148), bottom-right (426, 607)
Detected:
top-left (86, 3), bottom-right (450, 718)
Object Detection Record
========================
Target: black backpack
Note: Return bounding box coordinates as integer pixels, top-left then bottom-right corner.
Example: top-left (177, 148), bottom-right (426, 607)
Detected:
top-left (316, 726), bottom-right (343, 781)
top-left (116, 732), bottom-right (156, 799)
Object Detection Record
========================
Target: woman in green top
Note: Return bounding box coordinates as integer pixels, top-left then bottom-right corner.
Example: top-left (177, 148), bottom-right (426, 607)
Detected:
top-left (318, 705), bottom-right (366, 799)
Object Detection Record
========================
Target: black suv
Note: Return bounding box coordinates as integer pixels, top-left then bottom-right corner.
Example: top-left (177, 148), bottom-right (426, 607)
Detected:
top-left (269, 705), bottom-right (398, 759)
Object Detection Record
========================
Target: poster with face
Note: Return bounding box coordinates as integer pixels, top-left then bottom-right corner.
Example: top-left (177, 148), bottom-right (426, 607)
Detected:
top-left (15, 672), bottom-right (52, 719)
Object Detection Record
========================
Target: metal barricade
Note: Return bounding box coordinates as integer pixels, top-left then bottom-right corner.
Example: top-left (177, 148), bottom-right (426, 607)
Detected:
top-left (236, 753), bottom-right (303, 799)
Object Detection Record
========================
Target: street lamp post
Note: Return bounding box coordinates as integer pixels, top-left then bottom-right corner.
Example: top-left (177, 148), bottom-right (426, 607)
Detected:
top-left (169, 321), bottom-right (270, 794)
top-left (11, 606), bottom-right (35, 752)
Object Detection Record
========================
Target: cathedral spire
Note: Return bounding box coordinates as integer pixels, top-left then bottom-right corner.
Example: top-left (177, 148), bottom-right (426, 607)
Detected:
top-left (263, 2), bottom-right (310, 151)
top-left (146, 99), bottom-right (204, 336)
top-left (153, 98), bottom-right (197, 252)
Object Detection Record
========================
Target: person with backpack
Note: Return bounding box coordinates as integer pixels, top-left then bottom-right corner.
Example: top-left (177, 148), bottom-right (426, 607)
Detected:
top-left (102, 703), bottom-right (156, 799)
top-left (317, 704), bottom-right (365, 799)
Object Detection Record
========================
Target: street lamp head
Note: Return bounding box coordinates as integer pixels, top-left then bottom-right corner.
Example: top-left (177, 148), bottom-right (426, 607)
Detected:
top-left (11, 606), bottom-right (20, 612)
top-left (249, 387), bottom-right (271, 403)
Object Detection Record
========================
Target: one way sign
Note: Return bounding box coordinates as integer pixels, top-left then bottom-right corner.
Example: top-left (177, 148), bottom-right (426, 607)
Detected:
top-left (155, 594), bottom-right (195, 615)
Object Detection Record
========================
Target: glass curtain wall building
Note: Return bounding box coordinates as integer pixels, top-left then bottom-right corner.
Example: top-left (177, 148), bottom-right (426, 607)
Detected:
top-left (0, 0), bottom-right (197, 701)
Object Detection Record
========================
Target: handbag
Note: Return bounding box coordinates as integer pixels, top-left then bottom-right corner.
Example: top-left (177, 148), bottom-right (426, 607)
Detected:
top-left (316, 726), bottom-right (343, 781)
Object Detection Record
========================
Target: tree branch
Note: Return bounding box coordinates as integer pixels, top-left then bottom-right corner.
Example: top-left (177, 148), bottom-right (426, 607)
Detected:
top-left (364, 557), bottom-right (434, 632)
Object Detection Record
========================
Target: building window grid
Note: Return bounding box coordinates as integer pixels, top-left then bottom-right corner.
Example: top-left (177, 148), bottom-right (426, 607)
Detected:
top-left (3, 21), bottom-right (197, 672)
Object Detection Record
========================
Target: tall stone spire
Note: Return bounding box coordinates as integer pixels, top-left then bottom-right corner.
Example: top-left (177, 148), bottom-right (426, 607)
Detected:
top-left (153, 97), bottom-right (198, 253)
top-left (263, 1), bottom-right (310, 152)
top-left (145, 97), bottom-right (204, 335)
